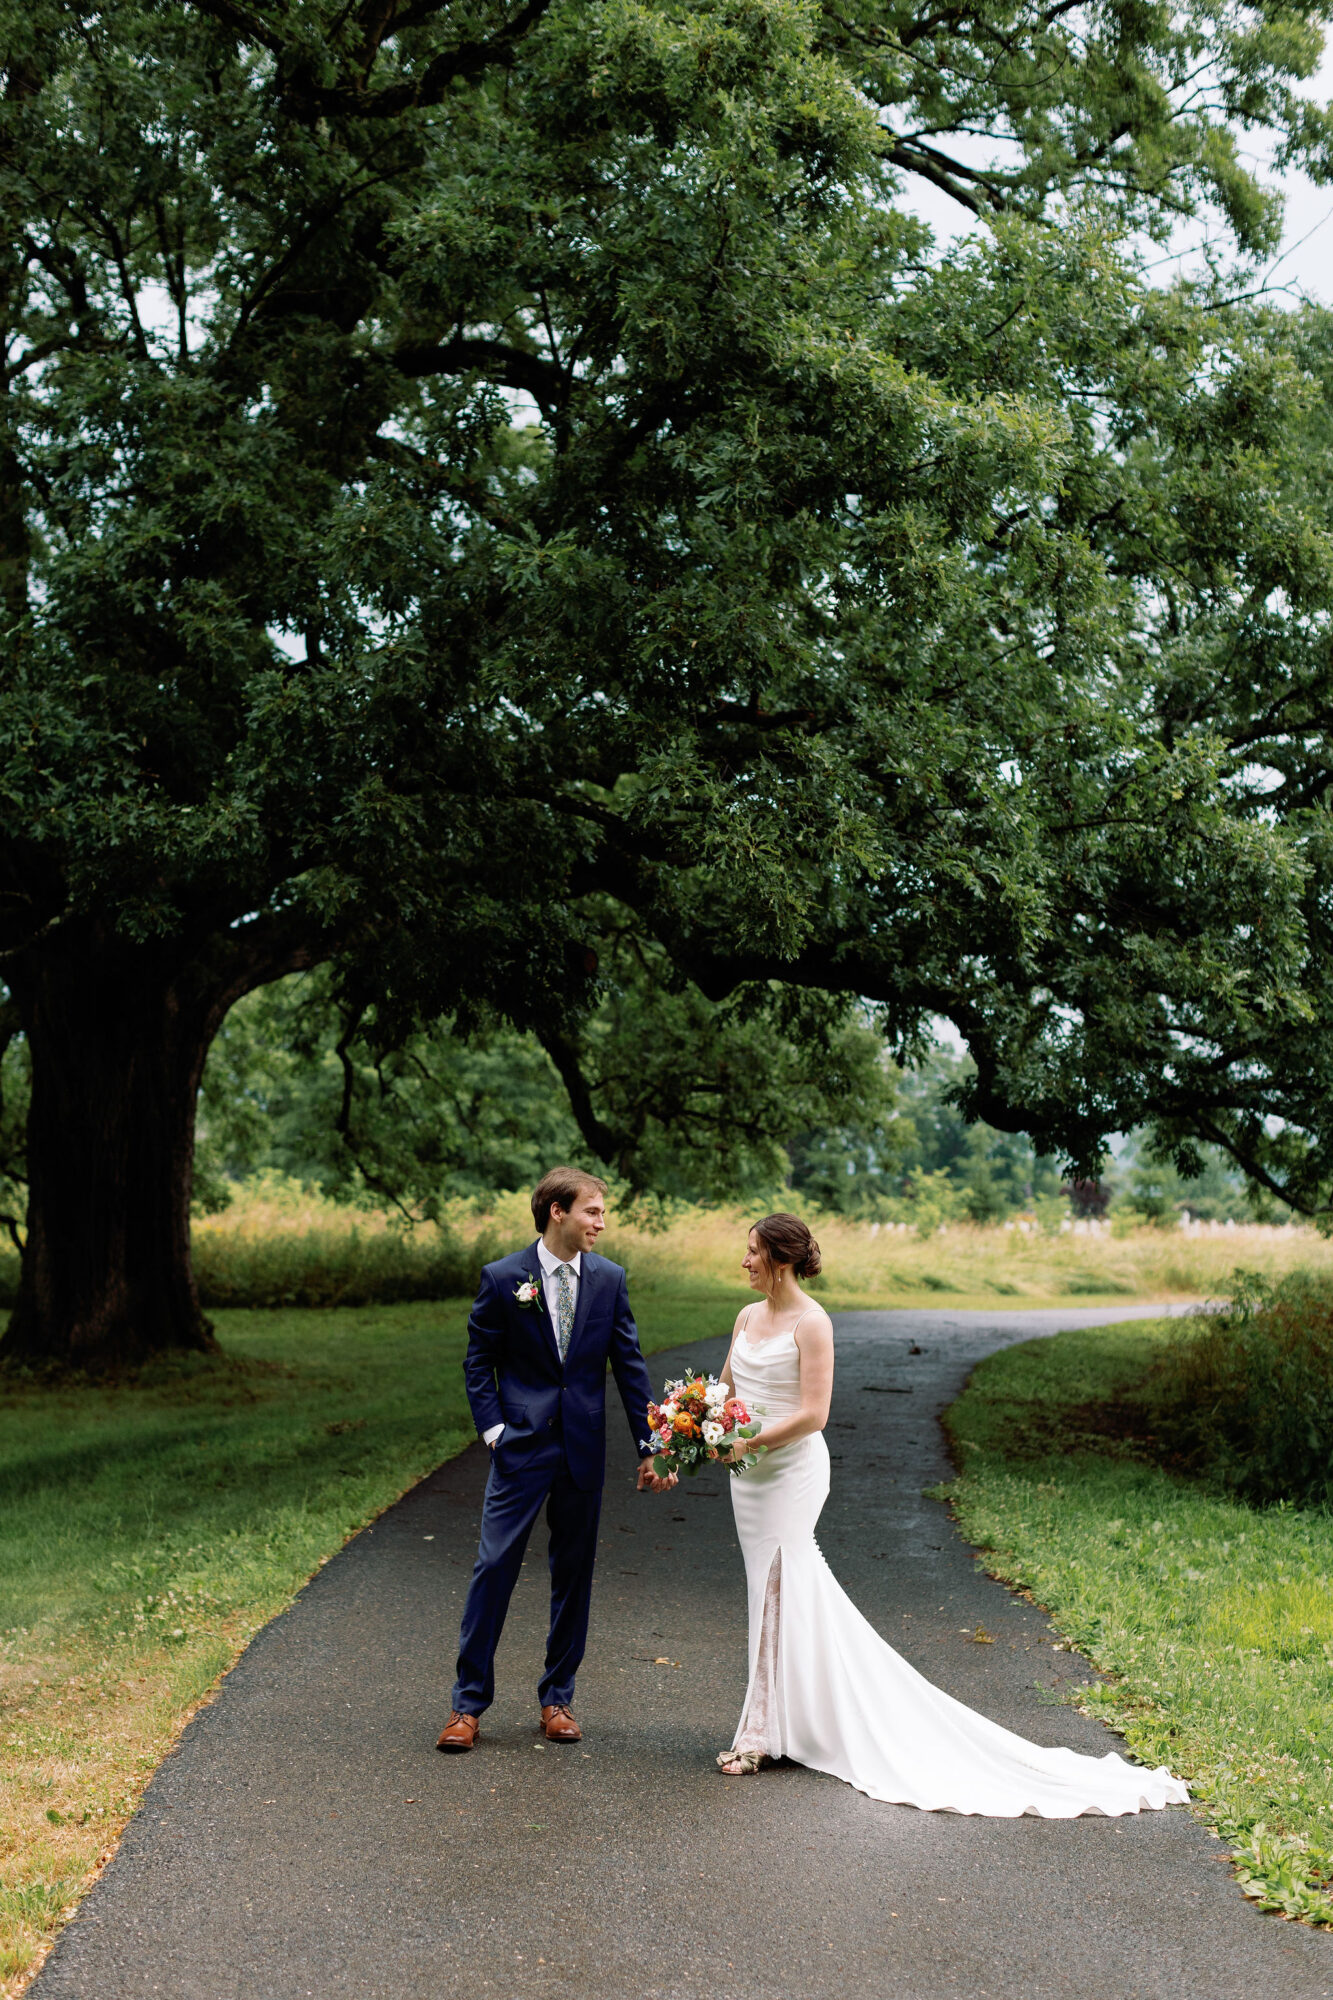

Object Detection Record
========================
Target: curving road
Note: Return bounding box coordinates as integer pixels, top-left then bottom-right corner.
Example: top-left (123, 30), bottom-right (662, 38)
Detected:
top-left (33, 1308), bottom-right (1333, 2000)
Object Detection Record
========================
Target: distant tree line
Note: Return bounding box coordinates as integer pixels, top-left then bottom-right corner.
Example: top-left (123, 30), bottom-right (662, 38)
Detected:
top-left (190, 976), bottom-right (1263, 1228)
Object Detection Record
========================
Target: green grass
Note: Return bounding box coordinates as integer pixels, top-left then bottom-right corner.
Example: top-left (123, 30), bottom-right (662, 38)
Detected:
top-left (943, 1318), bottom-right (1333, 1925)
top-left (1, 1282), bottom-right (732, 1634)
top-left (0, 1282), bottom-right (736, 1994)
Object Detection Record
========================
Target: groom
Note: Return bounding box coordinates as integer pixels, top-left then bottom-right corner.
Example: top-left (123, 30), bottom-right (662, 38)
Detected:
top-left (437, 1167), bottom-right (675, 1751)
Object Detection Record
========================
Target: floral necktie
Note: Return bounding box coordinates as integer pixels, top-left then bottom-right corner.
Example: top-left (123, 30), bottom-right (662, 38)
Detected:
top-left (555, 1263), bottom-right (575, 1362)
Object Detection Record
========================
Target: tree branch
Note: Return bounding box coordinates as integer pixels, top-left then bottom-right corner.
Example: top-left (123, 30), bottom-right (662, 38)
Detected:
top-left (185, 0), bottom-right (286, 55)
top-left (390, 333), bottom-right (569, 411)
top-left (884, 145), bottom-right (987, 214)
top-left (534, 1023), bottom-right (626, 1165)
top-left (288, 0), bottom-right (553, 120)
top-left (193, 911), bottom-right (340, 1045)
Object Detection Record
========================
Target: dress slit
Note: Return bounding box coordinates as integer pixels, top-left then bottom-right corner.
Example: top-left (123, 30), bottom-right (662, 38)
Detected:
top-left (733, 1545), bottom-right (782, 1760)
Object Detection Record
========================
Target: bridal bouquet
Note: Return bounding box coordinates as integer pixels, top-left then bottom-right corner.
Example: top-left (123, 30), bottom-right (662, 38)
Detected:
top-left (645, 1370), bottom-right (763, 1478)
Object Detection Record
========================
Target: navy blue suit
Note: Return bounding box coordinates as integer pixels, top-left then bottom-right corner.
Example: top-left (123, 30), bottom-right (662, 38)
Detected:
top-left (451, 1242), bottom-right (655, 1715)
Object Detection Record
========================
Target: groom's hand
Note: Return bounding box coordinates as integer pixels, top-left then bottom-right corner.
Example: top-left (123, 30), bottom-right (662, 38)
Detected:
top-left (637, 1459), bottom-right (676, 1493)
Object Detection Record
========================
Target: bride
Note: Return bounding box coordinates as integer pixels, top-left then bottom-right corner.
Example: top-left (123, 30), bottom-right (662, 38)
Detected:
top-left (715, 1212), bottom-right (1190, 1817)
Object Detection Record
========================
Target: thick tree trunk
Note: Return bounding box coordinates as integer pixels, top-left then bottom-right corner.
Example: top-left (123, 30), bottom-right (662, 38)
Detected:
top-left (1, 938), bottom-right (218, 1370)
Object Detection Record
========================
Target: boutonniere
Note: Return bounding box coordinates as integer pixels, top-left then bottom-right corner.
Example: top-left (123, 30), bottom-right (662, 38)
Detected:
top-left (513, 1274), bottom-right (541, 1308)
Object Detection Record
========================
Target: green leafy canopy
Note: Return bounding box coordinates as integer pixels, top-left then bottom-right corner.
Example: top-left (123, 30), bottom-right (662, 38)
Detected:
top-left (1, 0), bottom-right (1333, 1223)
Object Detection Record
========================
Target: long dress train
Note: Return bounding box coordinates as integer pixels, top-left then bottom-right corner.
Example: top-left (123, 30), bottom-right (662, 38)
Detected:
top-left (727, 1323), bottom-right (1189, 1817)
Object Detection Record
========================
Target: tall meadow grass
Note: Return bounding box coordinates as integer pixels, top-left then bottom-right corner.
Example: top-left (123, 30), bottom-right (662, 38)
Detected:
top-left (176, 1179), bottom-right (1333, 1313)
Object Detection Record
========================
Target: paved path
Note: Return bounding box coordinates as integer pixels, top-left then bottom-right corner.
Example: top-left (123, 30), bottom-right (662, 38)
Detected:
top-left (34, 1308), bottom-right (1333, 2000)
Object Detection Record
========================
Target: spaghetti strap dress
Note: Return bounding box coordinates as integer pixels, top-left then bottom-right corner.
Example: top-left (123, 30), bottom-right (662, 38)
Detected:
top-left (726, 1311), bottom-right (1188, 1817)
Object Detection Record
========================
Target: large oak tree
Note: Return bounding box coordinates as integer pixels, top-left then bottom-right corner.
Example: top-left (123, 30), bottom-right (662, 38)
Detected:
top-left (1, 0), bottom-right (1330, 1365)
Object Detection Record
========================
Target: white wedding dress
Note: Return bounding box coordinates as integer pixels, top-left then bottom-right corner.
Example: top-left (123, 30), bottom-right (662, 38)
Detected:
top-left (727, 1320), bottom-right (1189, 1816)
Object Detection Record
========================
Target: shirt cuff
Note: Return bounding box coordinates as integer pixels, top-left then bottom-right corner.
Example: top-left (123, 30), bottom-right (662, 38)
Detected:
top-left (482, 1423), bottom-right (505, 1447)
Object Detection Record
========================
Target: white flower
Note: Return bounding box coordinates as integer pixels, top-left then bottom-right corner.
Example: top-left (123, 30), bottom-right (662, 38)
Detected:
top-left (513, 1277), bottom-right (540, 1306)
top-left (661, 1402), bottom-right (679, 1422)
top-left (704, 1379), bottom-right (727, 1410)
top-left (702, 1419), bottom-right (725, 1446)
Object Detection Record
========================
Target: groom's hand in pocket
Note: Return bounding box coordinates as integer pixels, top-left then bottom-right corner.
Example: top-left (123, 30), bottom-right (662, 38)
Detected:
top-left (636, 1459), bottom-right (676, 1494)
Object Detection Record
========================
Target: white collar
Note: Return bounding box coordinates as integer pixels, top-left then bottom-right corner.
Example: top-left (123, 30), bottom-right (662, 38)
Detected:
top-left (537, 1239), bottom-right (582, 1278)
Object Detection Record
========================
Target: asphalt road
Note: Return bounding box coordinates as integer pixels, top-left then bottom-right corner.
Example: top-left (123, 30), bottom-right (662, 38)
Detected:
top-left (33, 1307), bottom-right (1333, 2000)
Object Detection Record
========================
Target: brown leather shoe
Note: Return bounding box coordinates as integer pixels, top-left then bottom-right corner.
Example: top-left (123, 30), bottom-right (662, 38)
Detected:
top-left (436, 1710), bottom-right (481, 1752)
top-left (540, 1703), bottom-right (582, 1742)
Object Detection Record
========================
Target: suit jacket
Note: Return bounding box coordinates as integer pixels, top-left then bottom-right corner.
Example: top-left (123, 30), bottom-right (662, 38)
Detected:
top-left (462, 1243), bottom-right (655, 1492)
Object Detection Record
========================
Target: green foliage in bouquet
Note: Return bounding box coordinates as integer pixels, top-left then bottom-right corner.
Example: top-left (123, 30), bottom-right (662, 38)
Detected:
top-left (646, 1370), bottom-right (763, 1477)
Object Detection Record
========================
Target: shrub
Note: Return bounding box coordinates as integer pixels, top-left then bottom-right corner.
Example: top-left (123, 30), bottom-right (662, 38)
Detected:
top-left (1154, 1270), bottom-right (1333, 1507)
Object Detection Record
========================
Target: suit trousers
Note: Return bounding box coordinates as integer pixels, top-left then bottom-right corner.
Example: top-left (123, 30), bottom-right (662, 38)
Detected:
top-left (451, 1440), bottom-right (603, 1715)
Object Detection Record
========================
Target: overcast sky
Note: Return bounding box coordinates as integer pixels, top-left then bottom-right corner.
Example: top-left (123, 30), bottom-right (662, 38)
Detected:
top-left (896, 51), bottom-right (1333, 308)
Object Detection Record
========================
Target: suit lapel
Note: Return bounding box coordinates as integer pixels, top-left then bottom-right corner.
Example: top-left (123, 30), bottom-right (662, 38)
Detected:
top-left (523, 1243), bottom-right (562, 1367)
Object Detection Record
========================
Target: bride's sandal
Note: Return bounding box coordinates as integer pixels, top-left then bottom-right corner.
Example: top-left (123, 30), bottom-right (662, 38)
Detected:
top-left (717, 1748), bottom-right (767, 1776)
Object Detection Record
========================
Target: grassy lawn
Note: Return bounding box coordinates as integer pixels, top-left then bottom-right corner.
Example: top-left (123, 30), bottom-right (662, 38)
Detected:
top-left (9, 1257), bottom-right (1333, 1990)
top-left (0, 1281), bottom-right (736, 1995)
top-left (942, 1318), bottom-right (1333, 1925)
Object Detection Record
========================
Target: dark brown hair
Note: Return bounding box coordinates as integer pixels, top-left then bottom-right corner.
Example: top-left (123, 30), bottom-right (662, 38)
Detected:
top-left (751, 1212), bottom-right (822, 1280)
top-left (532, 1167), bottom-right (609, 1233)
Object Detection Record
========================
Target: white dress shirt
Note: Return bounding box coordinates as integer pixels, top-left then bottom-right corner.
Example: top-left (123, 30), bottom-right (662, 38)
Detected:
top-left (483, 1242), bottom-right (582, 1447)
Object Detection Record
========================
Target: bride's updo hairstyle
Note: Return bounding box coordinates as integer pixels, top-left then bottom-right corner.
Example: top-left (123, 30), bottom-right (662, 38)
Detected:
top-left (752, 1212), bottom-right (822, 1284)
